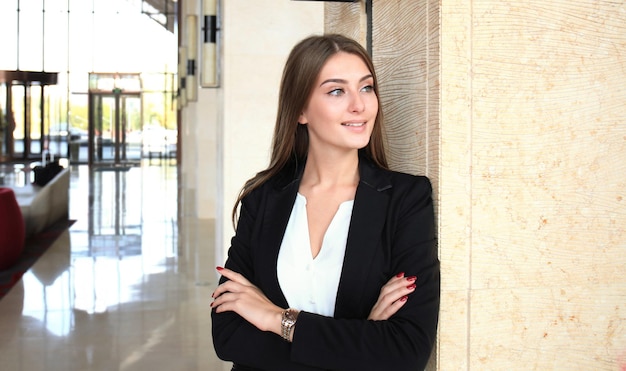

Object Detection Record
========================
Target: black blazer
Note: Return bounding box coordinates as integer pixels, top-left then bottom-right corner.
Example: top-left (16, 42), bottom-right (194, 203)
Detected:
top-left (212, 155), bottom-right (440, 371)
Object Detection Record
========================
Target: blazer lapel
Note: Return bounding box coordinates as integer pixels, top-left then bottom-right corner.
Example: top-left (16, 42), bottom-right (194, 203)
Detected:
top-left (255, 166), bottom-right (301, 308)
top-left (334, 158), bottom-right (391, 317)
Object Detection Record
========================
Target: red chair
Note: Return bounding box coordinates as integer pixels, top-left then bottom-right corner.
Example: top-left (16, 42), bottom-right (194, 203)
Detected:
top-left (0, 187), bottom-right (26, 271)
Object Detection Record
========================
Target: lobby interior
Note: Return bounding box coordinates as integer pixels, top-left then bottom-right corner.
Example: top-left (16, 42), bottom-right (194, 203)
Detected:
top-left (0, 0), bottom-right (242, 369)
top-left (2, 0), bottom-right (626, 370)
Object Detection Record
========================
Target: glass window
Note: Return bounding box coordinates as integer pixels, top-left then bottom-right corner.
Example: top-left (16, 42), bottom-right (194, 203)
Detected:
top-left (30, 85), bottom-right (42, 155)
top-left (68, 10), bottom-right (94, 73)
top-left (0, 83), bottom-right (8, 159)
top-left (69, 93), bottom-right (89, 163)
top-left (44, 9), bottom-right (69, 72)
top-left (18, 5), bottom-right (44, 71)
top-left (2, 0), bottom-right (178, 163)
top-left (0, 0), bottom-right (18, 70)
top-left (45, 0), bottom-right (69, 12)
top-left (12, 85), bottom-right (25, 156)
top-left (94, 0), bottom-right (124, 14)
top-left (46, 83), bottom-right (68, 158)
top-left (92, 12), bottom-right (123, 72)
top-left (69, 0), bottom-right (93, 14)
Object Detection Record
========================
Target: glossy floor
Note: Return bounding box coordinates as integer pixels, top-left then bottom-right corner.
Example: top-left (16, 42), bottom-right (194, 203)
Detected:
top-left (0, 162), bottom-right (231, 371)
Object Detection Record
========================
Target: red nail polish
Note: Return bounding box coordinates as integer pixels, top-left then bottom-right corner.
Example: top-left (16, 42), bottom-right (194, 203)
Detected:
top-left (216, 266), bottom-right (224, 271)
top-left (406, 276), bottom-right (417, 282)
top-left (400, 296), bottom-right (408, 302)
top-left (396, 272), bottom-right (405, 278)
top-left (407, 284), bottom-right (416, 290)
top-left (210, 301), bottom-right (214, 307)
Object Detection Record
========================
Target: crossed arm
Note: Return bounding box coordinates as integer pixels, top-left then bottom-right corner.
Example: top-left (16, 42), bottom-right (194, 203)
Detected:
top-left (211, 267), bottom-right (418, 341)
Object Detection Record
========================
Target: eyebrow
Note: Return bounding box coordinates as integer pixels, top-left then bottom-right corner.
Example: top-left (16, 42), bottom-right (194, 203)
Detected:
top-left (319, 74), bottom-right (373, 87)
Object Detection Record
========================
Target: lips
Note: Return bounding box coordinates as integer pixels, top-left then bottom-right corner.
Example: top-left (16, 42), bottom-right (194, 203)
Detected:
top-left (341, 122), bottom-right (365, 127)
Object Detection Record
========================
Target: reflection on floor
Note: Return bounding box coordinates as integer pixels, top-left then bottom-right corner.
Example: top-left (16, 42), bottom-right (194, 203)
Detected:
top-left (0, 162), bottom-right (231, 371)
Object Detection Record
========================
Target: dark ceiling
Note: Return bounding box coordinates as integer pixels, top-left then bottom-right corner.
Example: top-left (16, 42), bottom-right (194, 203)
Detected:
top-left (142, 0), bottom-right (178, 34)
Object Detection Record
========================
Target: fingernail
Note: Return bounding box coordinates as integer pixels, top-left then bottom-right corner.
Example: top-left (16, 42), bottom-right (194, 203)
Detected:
top-left (400, 296), bottom-right (408, 302)
top-left (406, 276), bottom-right (417, 282)
top-left (407, 284), bottom-right (416, 290)
top-left (211, 292), bottom-right (215, 298)
top-left (396, 272), bottom-right (405, 278)
top-left (210, 301), bottom-right (214, 307)
top-left (216, 266), bottom-right (224, 271)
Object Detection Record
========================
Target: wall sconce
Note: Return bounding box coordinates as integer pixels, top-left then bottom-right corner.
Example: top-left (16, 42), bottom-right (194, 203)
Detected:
top-left (186, 14), bottom-right (198, 101)
top-left (178, 46), bottom-right (188, 108)
top-left (201, 0), bottom-right (220, 87)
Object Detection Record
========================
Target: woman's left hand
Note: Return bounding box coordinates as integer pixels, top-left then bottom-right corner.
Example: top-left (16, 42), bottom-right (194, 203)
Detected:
top-left (211, 267), bottom-right (284, 334)
top-left (367, 273), bottom-right (417, 321)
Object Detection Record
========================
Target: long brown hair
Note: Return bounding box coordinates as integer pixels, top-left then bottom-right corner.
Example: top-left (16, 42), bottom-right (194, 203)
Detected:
top-left (232, 33), bottom-right (388, 227)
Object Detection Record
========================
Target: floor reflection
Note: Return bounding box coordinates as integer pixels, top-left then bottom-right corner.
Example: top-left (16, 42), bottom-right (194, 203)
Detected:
top-left (0, 161), bottom-right (230, 371)
top-left (68, 164), bottom-right (178, 314)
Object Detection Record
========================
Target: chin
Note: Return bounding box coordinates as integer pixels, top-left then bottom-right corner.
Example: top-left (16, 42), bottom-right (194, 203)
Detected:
top-left (350, 139), bottom-right (371, 150)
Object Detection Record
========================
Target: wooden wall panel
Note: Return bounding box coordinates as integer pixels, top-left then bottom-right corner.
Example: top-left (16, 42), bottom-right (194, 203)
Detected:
top-left (372, 0), bottom-right (439, 182)
top-left (371, 1), bottom-right (441, 370)
top-left (325, 2), bottom-right (367, 45)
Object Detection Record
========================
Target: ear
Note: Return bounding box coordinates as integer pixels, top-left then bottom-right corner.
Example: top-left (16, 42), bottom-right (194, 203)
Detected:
top-left (298, 112), bottom-right (307, 125)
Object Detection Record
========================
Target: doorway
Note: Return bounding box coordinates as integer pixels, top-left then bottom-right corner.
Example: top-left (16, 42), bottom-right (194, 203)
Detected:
top-left (87, 73), bottom-right (143, 167)
top-left (0, 71), bottom-right (58, 163)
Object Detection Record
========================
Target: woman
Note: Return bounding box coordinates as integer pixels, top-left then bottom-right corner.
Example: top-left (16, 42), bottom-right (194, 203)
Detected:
top-left (211, 34), bottom-right (439, 371)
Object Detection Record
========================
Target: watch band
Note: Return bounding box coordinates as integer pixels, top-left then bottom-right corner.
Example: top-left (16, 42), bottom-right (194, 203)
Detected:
top-left (280, 308), bottom-right (298, 342)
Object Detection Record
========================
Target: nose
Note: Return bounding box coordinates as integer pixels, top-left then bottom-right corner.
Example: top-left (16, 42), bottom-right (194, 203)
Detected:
top-left (349, 91), bottom-right (365, 113)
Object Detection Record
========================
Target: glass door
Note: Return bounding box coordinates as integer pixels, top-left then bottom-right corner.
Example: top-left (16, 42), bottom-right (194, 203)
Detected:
top-left (8, 83), bottom-right (45, 161)
top-left (0, 71), bottom-right (58, 164)
top-left (0, 82), bottom-right (12, 162)
top-left (87, 73), bottom-right (142, 168)
top-left (88, 91), bottom-right (141, 167)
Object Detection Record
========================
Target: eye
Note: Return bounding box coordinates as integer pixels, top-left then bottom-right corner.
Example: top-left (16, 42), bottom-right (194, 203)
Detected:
top-left (361, 84), bottom-right (375, 93)
top-left (328, 88), bottom-right (344, 96)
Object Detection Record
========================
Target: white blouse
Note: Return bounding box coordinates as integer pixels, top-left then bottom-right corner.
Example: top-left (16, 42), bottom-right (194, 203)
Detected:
top-left (277, 193), bottom-right (354, 317)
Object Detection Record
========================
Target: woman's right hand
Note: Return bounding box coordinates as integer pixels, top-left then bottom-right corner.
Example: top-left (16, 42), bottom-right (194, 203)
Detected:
top-left (367, 273), bottom-right (417, 321)
top-left (211, 267), bottom-right (284, 335)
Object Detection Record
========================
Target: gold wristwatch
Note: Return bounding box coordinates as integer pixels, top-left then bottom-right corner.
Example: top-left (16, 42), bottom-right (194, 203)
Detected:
top-left (280, 308), bottom-right (298, 342)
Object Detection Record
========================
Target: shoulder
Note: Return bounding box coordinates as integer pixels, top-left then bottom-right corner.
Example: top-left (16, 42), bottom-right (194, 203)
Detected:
top-left (242, 163), bottom-right (300, 204)
top-left (359, 158), bottom-right (432, 197)
top-left (388, 170), bottom-right (432, 194)
top-left (382, 169), bottom-right (433, 211)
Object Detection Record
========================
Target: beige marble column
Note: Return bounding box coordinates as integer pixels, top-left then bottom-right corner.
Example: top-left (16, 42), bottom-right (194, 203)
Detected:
top-left (441, 1), bottom-right (626, 369)
top-left (329, 0), bottom-right (626, 369)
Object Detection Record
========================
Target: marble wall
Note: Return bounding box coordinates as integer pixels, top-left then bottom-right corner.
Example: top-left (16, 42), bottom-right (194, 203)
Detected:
top-left (442, 0), bottom-right (626, 369)
top-left (358, 0), bottom-right (626, 369)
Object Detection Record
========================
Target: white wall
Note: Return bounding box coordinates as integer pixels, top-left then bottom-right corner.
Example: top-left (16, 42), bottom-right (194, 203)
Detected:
top-left (180, 0), bottom-right (324, 264)
top-left (217, 0), bottom-right (325, 264)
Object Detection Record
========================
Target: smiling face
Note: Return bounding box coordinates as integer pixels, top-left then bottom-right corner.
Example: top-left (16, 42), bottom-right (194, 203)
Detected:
top-left (298, 51), bottom-right (378, 157)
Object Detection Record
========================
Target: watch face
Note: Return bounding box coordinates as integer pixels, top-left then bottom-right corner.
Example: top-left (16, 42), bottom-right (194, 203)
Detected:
top-left (284, 310), bottom-right (296, 322)
top-left (281, 310), bottom-right (297, 341)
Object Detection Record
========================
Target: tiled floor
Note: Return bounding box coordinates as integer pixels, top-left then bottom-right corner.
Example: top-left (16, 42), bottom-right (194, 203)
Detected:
top-left (0, 162), bottom-right (231, 371)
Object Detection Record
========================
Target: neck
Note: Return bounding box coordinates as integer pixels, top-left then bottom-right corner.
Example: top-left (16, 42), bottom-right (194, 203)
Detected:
top-left (301, 149), bottom-right (359, 188)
